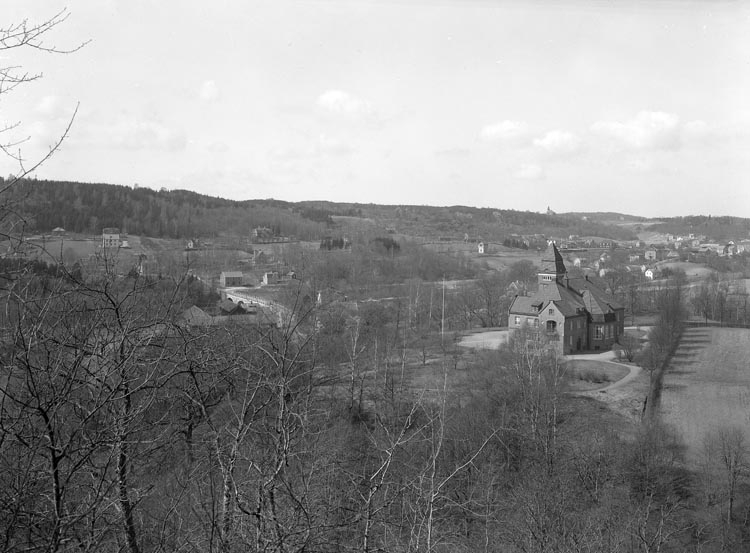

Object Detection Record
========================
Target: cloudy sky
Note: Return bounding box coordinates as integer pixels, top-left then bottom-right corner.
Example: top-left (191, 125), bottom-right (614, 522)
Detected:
top-left (3, 0), bottom-right (749, 217)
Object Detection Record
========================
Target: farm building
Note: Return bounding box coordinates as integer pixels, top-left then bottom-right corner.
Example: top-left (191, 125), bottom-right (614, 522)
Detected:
top-left (220, 271), bottom-right (244, 287)
top-left (508, 243), bottom-right (625, 354)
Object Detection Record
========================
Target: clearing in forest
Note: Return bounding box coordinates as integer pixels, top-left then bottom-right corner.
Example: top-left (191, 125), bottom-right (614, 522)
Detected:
top-left (659, 327), bottom-right (750, 463)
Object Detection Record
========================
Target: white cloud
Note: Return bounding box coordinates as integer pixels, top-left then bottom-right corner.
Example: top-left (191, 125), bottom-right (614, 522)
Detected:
top-left (514, 163), bottom-right (544, 180)
top-left (591, 111), bottom-right (682, 151)
top-left (625, 157), bottom-right (653, 173)
top-left (480, 120), bottom-right (529, 142)
top-left (317, 134), bottom-right (353, 156)
top-left (107, 117), bottom-right (186, 151)
top-left (35, 95), bottom-right (65, 117)
top-left (682, 119), bottom-right (722, 145)
top-left (269, 145), bottom-right (310, 161)
top-left (207, 141), bottom-right (229, 153)
top-left (199, 80), bottom-right (220, 102)
top-left (318, 89), bottom-right (370, 115)
top-left (533, 130), bottom-right (581, 155)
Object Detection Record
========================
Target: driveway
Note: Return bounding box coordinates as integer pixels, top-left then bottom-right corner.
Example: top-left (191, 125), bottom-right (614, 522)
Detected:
top-left (458, 330), bottom-right (511, 349)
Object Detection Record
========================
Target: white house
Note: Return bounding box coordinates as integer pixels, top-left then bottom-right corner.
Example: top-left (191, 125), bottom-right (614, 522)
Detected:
top-left (102, 228), bottom-right (120, 249)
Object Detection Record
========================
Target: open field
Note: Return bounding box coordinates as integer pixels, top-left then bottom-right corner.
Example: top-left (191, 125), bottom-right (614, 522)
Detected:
top-left (27, 237), bottom-right (99, 261)
top-left (458, 329), bottom-right (510, 349)
top-left (475, 250), bottom-right (545, 271)
top-left (655, 261), bottom-right (717, 279)
top-left (659, 327), bottom-right (750, 463)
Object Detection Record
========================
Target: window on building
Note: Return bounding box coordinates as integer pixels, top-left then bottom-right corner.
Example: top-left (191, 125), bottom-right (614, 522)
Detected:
top-left (542, 275), bottom-right (553, 281)
top-left (546, 320), bottom-right (557, 332)
top-left (526, 318), bottom-right (534, 326)
top-left (514, 316), bottom-right (521, 326)
top-left (595, 325), bottom-right (603, 340)
top-left (533, 319), bottom-right (539, 328)
top-left (549, 308), bottom-right (554, 315)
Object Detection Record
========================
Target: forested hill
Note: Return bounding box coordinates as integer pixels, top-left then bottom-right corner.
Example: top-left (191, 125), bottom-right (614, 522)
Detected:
top-left (6, 177), bottom-right (645, 241)
top-left (6, 178), bottom-right (329, 240)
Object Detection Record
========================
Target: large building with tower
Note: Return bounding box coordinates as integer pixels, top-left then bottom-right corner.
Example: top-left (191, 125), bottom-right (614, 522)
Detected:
top-left (508, 243), bottom-right (625, 354)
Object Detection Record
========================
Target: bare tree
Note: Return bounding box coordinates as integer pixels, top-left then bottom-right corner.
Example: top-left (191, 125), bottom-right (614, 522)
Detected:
top-left (704, 426), bottom-right (747, 525)
top-left (1, 10), bottom-right (87, 185)
top-left (616, 333), bottom-right (643, 362)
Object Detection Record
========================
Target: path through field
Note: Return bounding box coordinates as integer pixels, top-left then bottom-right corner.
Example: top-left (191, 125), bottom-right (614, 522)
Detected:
top-left (458, 330), bottom-right (510, 349)
top-left (659, 327), bottom-right (750, 463)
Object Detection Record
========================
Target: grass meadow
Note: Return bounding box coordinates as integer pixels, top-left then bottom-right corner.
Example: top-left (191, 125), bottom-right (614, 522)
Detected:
top-left (659, 327), bottom-right (750, 463)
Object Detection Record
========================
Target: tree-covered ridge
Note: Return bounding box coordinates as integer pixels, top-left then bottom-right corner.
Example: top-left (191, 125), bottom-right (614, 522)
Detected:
top-left (355, 204), bottom-right (640, 241)
top-left (20, 177), bottom-right (750, 243)
top-left (6, 178), bottom-right (329, 240)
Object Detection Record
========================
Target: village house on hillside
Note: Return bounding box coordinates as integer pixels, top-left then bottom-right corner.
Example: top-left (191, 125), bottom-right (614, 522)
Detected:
top-left (508, 243), bottom-right (625, 354)
top-left (102, 228), bottom-right (120, 249)
top-left (220, 271), bottom-right (244, 287)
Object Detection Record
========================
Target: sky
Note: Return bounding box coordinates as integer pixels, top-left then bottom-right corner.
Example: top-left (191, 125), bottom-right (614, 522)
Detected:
top-left (2, 0), bottom-right (749, 217)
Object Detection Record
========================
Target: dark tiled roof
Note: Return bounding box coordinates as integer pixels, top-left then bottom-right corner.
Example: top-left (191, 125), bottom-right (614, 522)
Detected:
top-left (540, 243), bottom-right (566, 275)
top-left (567, 277), bottom-right (624, 322)
top-left (510, 277), bottom-right (622, 320)
top-left (509, 295), bottom-right (544, 316)
top-left (219, 299), bottom-right (246, 314)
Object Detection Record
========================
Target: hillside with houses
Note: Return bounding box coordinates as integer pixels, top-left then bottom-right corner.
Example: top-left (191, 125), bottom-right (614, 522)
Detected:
top-left (4, 181), bottom-right (750, 553)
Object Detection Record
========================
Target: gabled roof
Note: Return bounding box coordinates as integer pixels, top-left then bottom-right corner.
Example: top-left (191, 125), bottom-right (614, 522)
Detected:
top-left (509, 295), bottom-right (544, 316)
top-left (510, 273), bottom-right (622, 322)
top-left (219, 299), bottom-right (246, 315)
top-left (567, 276), bottom-right (623, 320)
top-left (509, 281), bottom-right (586, 318)
top-left (179, 305), bottom-right (212, 325)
